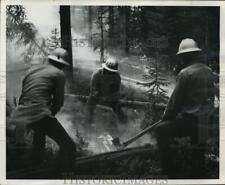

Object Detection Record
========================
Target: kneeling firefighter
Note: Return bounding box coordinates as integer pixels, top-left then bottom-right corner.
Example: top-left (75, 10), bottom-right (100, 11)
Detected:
top-left (86, 58), bottom-right (127, 125)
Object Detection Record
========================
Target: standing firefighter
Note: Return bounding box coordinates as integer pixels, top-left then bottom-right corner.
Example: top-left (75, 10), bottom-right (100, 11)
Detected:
top-left (155, 38), bottom-right (215, 178)
top-left (86, 58), bottom-right (127, 125)
top-left (9, 48), bottom-right (76, 171)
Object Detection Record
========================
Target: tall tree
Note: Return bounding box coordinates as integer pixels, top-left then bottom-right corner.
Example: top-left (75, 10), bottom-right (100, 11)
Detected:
top-left (6, 5), bottom-right (48, 64)
top-left (108, 6), bottom-right (114, 38)
top-left (88, 7), bottom-right (93, 41)
top-left (6, 5), bottom-right (36, 44)
top-left (46, 28), bottom-right (61, 51)
top-left (124, 6), bottom-right (130, 54)
top-left (141, 40), bottom-right (169, 128)
top-left (98, 7), bottom-right (105, 63)
top-left (6, 5), bottom-right (46, 54)
top-left (59, 6), bottom-right (73, 91)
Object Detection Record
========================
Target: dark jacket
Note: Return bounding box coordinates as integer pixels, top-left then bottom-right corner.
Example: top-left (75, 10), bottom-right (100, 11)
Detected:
top-left (10, 64), bottom-right (65, 127)
top-left (163, 63), bottom-right (215, 121)
top-left (90, 68), bottom-right (121, 101)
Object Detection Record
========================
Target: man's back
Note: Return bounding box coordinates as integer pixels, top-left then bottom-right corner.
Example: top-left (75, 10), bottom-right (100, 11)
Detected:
top-left (164, 63), bottom-right (215, 119)
top-left (19, 64), bottom-right (64, 105)
top-left (180, 63), bottom-right (215, 115)
top-left (11, 64), bottom-right (65, 126)
top-left (90, 68), bottom-right (121, 98)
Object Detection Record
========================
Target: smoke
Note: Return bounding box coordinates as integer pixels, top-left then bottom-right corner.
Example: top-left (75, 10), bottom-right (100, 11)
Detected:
top-left (6, 40), bottom-right (26, 64)
top-left (72, 30), bottom-right (100, 71)
top-left (23, 5), bottom-right (60, 39)
top-left (56, 96), bottom-right (156, 155)
top-left (71, 29), bottom-right (117, 72)
top-left (115, 109), bottom-right (157, 149)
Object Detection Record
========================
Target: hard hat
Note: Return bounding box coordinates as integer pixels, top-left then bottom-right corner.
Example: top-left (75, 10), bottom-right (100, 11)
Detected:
top-left (176, 38), bottom-right (201, 55)
top-left (102, 58), bottom-right (118, 72)
top-left (48, 48), bottom-right (70, 66)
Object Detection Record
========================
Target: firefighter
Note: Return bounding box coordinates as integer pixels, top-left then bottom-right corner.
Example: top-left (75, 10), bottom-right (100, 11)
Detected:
top-left (86, 58), bottom-right (127, 125)
top-left (155, 38), bottom-right (215, 178)
top-left (9, 48), bottom-right (76, 170)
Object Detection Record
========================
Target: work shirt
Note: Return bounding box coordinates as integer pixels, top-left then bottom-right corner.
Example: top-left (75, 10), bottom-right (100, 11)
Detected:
top-left (163, 62), bottom-right (215, 121)
top-left (90, 68), bottom-right (121, 101)
top-left (10, 64), bottom-right (65, 127)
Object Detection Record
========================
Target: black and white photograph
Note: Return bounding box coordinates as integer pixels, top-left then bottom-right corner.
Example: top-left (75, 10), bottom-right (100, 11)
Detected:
top-left (3, 1), bottom-right (222, 182)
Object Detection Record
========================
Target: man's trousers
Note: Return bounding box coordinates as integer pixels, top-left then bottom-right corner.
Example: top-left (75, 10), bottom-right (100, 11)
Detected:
top-left (155, 115), bottom-right (207, 178)
top-left (28, 116), bottom-right (76, 171)
top-left (86, 96), bottom-right (127, 124)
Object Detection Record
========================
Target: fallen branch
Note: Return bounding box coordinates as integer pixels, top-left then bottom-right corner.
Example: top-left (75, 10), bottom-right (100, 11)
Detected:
top-left (65, 94), bottom-right (166, 110)
top-left (121, 75), bottom-right (155, 86)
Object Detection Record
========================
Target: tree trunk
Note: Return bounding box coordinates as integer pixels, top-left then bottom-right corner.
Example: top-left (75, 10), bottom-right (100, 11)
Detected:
top-left (125, 7), bottom-right (130, 54)
top-left (205, 13), bottom-right (209, 66)
top-left (64, 94), bottom-right (166, 110)
top-left (141, 7), bottom-right (148, 41)
top-left (99, 7), bottom-right (104, 63)
top-left (88, 7), bottom-right (92, 41)
top-left (59, 6), bottom-right (73, 92)
top-left (108, 6), bottom-right (114, 38)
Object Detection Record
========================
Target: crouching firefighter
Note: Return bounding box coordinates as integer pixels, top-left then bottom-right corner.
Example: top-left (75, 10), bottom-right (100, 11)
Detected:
top-left (86, 58), bottom-right (127, 125)
top-left (9, 48), bottom-right (76, 171)
top-left (155, 38), bottom-right (216, 178)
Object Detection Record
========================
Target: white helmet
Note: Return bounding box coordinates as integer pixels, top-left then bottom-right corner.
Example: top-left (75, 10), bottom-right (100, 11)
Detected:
top-left (176, 38), bottom-right (201, 55)
top-left (48, 48), bottom-right (70, 66)
top-left (102, 58), bottom-right (118, 72)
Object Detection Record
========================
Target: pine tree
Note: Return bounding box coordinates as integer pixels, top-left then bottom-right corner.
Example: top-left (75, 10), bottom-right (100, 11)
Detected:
top-left (124, 6), bottom-right (130, 54)
top-left (92, 7), bottom-right (108, 63)
top-left (99, 7), bottom-right (105, 63)
top-left (46, 28), bottom-right (61, 51)
top-left (6, 5), bottom-right (48, 64)
top-left (108, 7), bottom-right (114, 38)
top-left (6, 5), bottom-right (37, 45)
top-left (141, 38), bottom-right (169, 127)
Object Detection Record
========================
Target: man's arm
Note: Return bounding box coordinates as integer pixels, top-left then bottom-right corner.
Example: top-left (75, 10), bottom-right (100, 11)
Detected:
top-left (162, 72), bottom-right (186, 121)
top-left (110, 74), bottom-right (121, 98)
top-left (51, 72), bottom-right (65, 116)
top-left (213, 72), bottom-right (219, 99)
top-left (90, 71), bottom-right (101, 97)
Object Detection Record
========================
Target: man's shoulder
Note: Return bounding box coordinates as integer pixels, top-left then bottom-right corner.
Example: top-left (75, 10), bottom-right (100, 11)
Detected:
top-left (114, 72), bottom-right (121, 80)
top-left (92, 68), bottom-right (103, 77)
top-left (179, 63), bottom-right (211, 77)
top-left (45, 64), bottom-right (65, 78)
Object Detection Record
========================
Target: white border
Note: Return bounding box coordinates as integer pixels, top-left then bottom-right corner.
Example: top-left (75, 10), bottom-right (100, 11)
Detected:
top-left (1, 0), bottom-right (225, 184)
